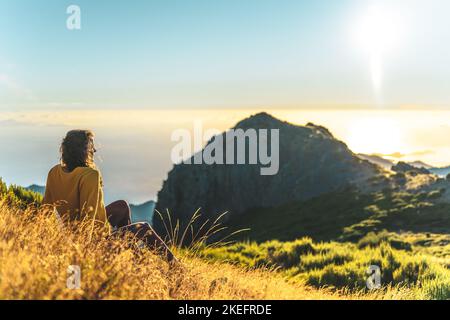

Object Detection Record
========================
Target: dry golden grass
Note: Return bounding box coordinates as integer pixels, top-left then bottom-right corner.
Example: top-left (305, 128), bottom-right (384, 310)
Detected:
top-left (0, 201), bottom-right (417, 300)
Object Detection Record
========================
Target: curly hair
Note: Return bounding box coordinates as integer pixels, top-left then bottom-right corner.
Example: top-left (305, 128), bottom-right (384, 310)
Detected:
top-left (60, 130), bottom-right (96, 172)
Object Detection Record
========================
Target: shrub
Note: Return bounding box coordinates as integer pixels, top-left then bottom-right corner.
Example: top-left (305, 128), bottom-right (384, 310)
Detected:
top-left (357, 231), bottom-right (412, 251)
top-left (200, 237), bottom-right (450, 299)
top-left (0, 179), bottom-right (42, 208)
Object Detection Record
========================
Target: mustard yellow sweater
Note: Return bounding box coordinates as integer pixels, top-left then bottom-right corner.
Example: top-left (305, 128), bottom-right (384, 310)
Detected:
top-left (43, 164), bottom-right (107, 224)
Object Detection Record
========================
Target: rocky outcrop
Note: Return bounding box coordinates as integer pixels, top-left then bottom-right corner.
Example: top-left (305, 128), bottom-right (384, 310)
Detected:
top-left (392, 161), bottom-right (431, 175)
top-left (154, 112), bottom-right (379, 238)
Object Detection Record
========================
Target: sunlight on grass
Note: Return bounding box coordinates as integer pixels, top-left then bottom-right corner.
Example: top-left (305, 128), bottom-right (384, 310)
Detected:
top-left (0, 201), bottom-right (359, 300)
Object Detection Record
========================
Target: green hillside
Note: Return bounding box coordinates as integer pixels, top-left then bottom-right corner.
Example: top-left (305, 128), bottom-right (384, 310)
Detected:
top-left (227, 188), bottom-right (450, 243)
top-left (0, 178), bottom-right (42, 208)
top-left (198, 236), bottom-right (450, 299)
top-left (2, 175), bottom-right (449, 299)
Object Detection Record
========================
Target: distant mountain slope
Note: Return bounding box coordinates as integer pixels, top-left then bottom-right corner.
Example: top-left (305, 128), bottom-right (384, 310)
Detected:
top-left (130, 200), bottom-right (155, 225)
top-left (26, 184), bottom-right (45, 195)
top-left (392, 161), bottom-right (431, 175)
top-left (357, 154), bottom-right (393, 170)
top-left (430, 166), bottom-right (450, 177)
top-left (155, 112), bottom-right (380, 238)
top-left (408, 161), bottom-right (434, 169)
top-left (358, 154), bottom-right (450, 177)
top-left (226, 188), bottom-right (450, 243)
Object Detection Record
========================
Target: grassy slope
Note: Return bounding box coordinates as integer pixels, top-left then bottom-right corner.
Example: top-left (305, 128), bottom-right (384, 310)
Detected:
top-left (0, 201), bottom-right (365, 300)
top-left (199, 236), bottom-right (450, 300)
top-left (1, 179), bottom-right (448, 300)
top-left (0, 200), bottom-right (431, 300)
top-left (227, 188), bottom-right (450, 243)
top-left (227, 189), bottom-right (373, 242)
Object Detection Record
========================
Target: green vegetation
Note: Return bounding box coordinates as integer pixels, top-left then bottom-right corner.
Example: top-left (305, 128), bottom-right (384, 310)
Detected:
top-left (2, 176), bottom-right (449, 299)
top-left (209, 187), bottom-right (450, 299)
top-left (0, 178), bottom-right (42, 209)
top-left (227, 188), bottom-right (450, 243)
top-left (1, 198), bottom-right (361, 300)
top-left (198, 237), bottom-right (450, 299)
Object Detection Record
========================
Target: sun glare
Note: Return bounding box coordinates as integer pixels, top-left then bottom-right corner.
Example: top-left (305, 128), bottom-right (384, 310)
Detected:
top-left (354, 5), bottom-right (404, 55)
top-left (353, 4), bottom-right (406, 98)
top-left (346, 118), bottom-right (403, 155)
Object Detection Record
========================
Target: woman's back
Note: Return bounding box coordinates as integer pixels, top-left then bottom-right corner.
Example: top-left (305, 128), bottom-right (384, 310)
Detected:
top-left (43, 164), bottom-right (107, 223)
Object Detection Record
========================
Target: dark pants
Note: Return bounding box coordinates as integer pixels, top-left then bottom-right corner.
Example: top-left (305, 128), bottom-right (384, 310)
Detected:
top-left (106, 200), bottom-right (175, 262)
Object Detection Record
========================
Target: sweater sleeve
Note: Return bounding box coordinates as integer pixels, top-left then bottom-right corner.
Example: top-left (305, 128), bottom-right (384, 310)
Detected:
top-left (79, 170), bottom-right (107, 224)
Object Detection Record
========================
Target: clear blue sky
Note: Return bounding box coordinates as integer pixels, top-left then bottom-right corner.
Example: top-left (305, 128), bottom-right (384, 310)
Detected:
top-left (1, 0), bottom-right (450, 111)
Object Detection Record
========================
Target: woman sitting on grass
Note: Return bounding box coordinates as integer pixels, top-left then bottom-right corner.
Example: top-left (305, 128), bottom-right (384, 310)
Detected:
top-left (43, 129), bottom-right (176, 262)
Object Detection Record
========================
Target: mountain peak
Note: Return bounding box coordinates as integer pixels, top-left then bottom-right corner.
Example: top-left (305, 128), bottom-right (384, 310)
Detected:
top-left (155, 113), bottom-right (379, 239)
top-left (26, 184), bottom-right (45, 195)
top-left (234, 113), bottom-right (335, 140)
top-left (249, 112), bottom-right (276, 120)
top-left (234, 112), bottom-right (285, 129)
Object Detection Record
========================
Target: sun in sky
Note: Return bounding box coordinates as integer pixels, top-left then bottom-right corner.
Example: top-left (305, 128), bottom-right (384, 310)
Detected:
top-left (352, 3), bottom-right (407, 102)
